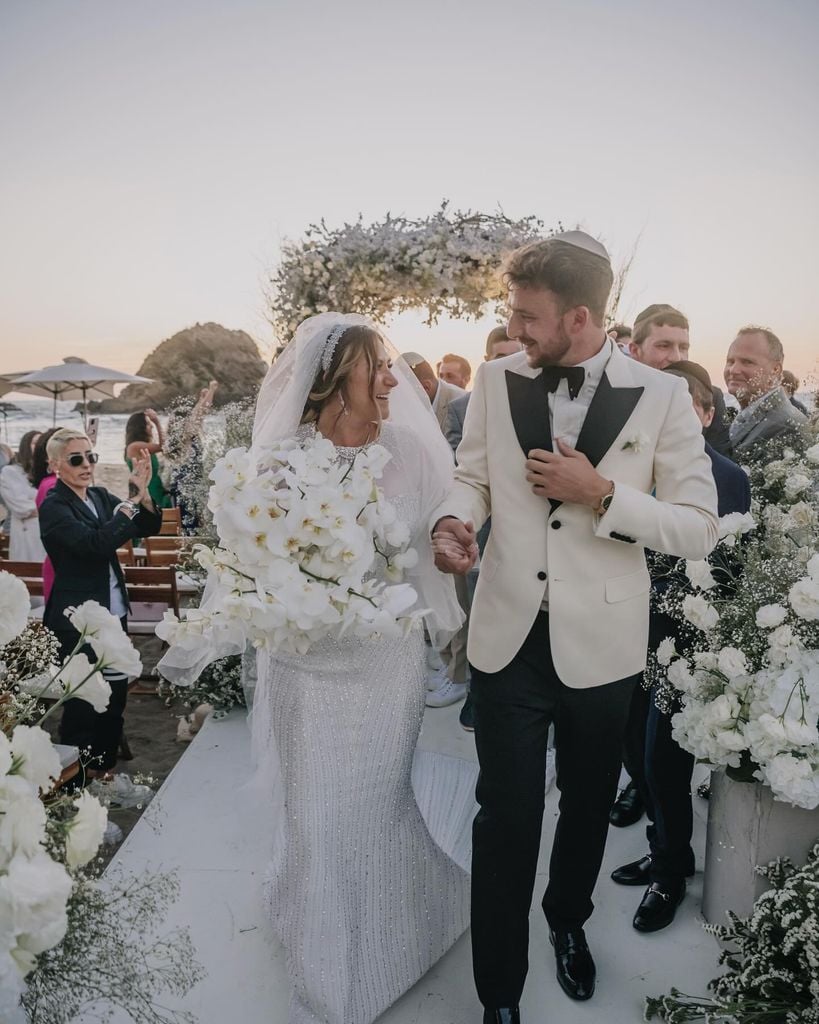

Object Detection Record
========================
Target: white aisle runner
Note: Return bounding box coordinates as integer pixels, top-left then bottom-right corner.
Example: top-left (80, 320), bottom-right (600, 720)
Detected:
top-left (78, 705), bottom-right (720, 1024)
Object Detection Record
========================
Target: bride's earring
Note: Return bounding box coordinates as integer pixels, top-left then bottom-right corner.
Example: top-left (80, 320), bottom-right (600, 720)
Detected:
top-left (339, 392), bottom-right (349, 416)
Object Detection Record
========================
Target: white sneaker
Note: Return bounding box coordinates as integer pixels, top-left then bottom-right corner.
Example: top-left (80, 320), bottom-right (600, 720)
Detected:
top-left (545, 748), bottom-right (557, 794)
top-left (426, 646), bottom-right (445, 675)
top-left (90, 774), bottom-right (154, 810)
top-left (425, 668), bottom-right (468, 708)
top-left (102, 821), bottom-right (124, 845)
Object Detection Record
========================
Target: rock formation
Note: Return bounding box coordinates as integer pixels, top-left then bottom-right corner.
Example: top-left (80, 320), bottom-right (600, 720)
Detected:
top-left (90, 323), bottom-right (267, 413)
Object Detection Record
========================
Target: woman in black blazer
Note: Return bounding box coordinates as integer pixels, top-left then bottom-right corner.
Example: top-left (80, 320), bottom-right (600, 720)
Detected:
top-left (39, 428), bottom-right (162, 775)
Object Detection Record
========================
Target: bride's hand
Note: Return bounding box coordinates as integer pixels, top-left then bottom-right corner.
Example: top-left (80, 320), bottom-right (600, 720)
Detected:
top-left (432, 518), bottom-right (477, 575)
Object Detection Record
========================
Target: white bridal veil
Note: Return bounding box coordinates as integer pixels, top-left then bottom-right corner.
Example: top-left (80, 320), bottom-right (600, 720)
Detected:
top-left (158, 312), bottom-right (463, 685)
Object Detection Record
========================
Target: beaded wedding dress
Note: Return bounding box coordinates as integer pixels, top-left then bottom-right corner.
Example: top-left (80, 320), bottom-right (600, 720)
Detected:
top-left (252, 424), bottom-right (473, 1024)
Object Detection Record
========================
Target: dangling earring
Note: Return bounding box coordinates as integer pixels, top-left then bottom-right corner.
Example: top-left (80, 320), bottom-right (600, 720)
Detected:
top-left (339, 392), bottom-right (349, 417)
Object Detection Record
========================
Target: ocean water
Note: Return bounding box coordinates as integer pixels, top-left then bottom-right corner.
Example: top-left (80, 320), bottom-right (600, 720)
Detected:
top-left (0, 398), bottom-right (223, 465)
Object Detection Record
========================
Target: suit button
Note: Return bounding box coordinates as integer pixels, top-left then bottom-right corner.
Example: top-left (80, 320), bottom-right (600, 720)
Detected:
top-left (537, 571), bottom-right (547, 581)
top-left (551, 519), bottom-right (561, 530)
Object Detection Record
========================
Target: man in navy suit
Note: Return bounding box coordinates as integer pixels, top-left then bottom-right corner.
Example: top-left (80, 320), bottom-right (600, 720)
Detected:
top-left (611, 361), bottom-right (751, 931)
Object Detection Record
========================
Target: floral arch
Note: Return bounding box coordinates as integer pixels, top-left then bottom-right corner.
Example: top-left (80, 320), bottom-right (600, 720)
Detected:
top-left (267, 202), bottom-right (555, 343)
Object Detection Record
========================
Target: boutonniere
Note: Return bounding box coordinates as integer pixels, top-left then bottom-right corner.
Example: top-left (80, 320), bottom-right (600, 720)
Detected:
top-left (622, 432), bottom-right (649, 453)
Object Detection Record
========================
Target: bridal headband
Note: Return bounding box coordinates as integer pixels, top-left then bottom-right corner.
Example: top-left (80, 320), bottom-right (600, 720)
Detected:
top-left (321, 323), bottom-right (349, 374)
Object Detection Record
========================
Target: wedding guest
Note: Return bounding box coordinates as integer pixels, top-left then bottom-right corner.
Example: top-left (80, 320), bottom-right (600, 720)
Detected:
top-left (0, 430), bottom-right (46, 561)
top-left (124, 408), bottom-right (172, 509)
top-left (725, 326), bottom-right (809, 459)
top-left (433, 231), bottom-right (717, 1019)
top-left (444, 326), bottom-right (523, 731)
top-left (32, 428), bottom-right (60, 602)
top-left (401, 352), bottom-right (465, 433)
top-left (0, 443), bottom-right (12, 537)
top-left (611, 360), bottom-right (751, 932)
top-left (608, 323), bottom-right (632, 353)
top-left (445, 327), bottom-right (523, 454)
top-left (439, 353), bottom-right (472, 390)
top-left (39, 427), bottom-right (162, 778)
top-left (781, 370), bottom-right (810, 417)
top-left (629, 304), bottom-right (732, 457)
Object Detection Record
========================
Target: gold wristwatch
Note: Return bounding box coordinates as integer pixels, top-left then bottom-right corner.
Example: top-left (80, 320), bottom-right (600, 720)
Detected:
top-left (594, 482), bottom-right (615, 516)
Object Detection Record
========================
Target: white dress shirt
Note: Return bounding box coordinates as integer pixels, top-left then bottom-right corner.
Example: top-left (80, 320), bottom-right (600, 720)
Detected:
top-left (548, 337), bottom-right (613, 448)
top-left (83, 495), bottom-right (128, 619)
top-left (540, 337), bottom-right (613, 608)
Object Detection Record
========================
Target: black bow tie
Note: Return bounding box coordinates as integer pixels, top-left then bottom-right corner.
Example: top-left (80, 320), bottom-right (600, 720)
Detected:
top-left (540, 365), bottom-right (586, 400)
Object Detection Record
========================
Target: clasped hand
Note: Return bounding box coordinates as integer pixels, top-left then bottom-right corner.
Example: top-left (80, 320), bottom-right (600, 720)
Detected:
top-left (432, 519), bottom-right (478, 575)
top-left (526, 438), bottom-right (611, 506)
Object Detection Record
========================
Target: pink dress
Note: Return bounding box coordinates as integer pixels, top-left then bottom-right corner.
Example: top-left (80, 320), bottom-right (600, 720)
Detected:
top-left (36, 474), bottom-right (57, 603)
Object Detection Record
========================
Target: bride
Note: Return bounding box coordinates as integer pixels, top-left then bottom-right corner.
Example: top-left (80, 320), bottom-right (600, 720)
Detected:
top-left (167, 314), bottom-right (471, 1024)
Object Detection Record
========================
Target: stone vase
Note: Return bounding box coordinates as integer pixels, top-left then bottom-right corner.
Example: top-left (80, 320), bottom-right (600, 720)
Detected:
top-left (702, 768), bottom-right (819, 924)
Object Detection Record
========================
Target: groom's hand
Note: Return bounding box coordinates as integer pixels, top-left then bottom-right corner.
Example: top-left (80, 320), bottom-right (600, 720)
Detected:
top-left (526, 439), bottom-right (612, 506)
top-left (432, 517), bottom-right (478, 575)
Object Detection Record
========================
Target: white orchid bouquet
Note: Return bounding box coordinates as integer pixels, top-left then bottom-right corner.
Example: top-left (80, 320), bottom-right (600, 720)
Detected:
top-left (157, 432), bottom-right (425, 661)
top-left (0, 570), bottom-right (148, 1020)
top-left (649, 434), bottom-right (819, 809)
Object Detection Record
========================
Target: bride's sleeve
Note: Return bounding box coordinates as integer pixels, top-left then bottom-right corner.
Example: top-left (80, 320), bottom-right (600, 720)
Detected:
top-left (397, 428), bottom-right (464, 650)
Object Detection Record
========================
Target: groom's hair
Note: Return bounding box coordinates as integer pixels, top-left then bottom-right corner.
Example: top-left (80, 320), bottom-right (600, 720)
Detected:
top-left (502, 238), bottom-right (613, 325)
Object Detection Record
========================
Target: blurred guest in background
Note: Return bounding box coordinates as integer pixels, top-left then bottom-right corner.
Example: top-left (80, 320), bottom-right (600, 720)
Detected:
top-left (0, 429), bottom-right (46, 561)
top-left (725, 326), bottom-right (809, 458)
top-left (608, 323), bottom-right (632, 353)
top-left (124, 408), bottom-right (172, 509)
top-left (32, 427), bottom-right (60, 602)
top-left (401, 353), bottom-right (465, 432)
top-left (439, 353), bottom-right (472, 390)
top-left (781, 369), bottom-right (810, 417)
top-left (40, 427), bottom-right (162, 779)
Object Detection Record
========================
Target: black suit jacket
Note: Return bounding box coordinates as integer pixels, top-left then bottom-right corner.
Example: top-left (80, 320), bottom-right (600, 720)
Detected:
top-left (702, 386), bottom-right (733, 458)
top-left (39, 480), bottom-right (162, 649)
top-left (705, 442), bottom-right (751, 517)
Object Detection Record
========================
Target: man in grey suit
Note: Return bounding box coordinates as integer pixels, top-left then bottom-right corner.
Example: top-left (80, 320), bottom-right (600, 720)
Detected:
top-left (445, 327), bottom-right (523, 453)
top-left (401, 352), bottom-right (465, 432)
top-left (724, 326), bottom-right (809, 459)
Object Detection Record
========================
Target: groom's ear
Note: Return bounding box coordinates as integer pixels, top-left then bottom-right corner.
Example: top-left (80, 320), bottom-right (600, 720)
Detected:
top-left (564, 305), bottom-right (592, 333)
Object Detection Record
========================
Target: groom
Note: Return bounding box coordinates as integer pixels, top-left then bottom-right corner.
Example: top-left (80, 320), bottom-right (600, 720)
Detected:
top-left (432, 232), bottom-right (718, 1024)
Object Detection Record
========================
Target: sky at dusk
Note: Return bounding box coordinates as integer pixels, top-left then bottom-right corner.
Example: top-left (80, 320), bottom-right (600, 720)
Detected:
top-left (1, 0), bottom-right (817, 391)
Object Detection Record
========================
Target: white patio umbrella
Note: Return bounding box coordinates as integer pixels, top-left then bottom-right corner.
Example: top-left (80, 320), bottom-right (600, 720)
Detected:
top-left (0, 372), bottom-right (35, 399)
top-left (11, 359), bottom-right (152, 427)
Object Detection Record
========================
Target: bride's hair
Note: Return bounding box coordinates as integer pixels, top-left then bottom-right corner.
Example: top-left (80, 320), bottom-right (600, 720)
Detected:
top-left (300, 324), bottom-right (383, 426)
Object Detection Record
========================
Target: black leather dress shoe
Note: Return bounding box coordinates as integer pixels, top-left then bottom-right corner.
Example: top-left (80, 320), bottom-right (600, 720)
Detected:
top-left (611, 853), bottom-right (652, 885)
top-left (609, 780), bottom-right (644, 827)
top-left (549, 926), bottom-right (596, 1000)
top-left (633, 881), bottom-right (686, 932)
top-left (483, 1009), bottom-right (520, 1024)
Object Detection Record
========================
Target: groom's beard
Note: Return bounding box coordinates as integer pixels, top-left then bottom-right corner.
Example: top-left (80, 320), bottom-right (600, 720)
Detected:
top-left (522, 322), bottom-right (572, 369)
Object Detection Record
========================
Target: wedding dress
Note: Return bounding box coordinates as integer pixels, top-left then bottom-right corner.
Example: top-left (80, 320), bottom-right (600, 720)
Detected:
top-left (253, 424), bottom-right (472, 1024)
top-left (159, 314), bottom-right (474, 1024)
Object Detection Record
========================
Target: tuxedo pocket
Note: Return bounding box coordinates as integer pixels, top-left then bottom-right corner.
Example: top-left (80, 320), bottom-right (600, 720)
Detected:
top-left (605, 568), bottom-right (650, 604)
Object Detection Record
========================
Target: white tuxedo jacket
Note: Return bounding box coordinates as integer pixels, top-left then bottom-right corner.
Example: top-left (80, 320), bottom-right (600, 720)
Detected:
top-left (431, 346), bottom-right (719, 687)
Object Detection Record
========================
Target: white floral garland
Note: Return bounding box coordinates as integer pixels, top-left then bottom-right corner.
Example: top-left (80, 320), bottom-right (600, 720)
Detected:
top-left (267, 201), bottom-right (552, 340)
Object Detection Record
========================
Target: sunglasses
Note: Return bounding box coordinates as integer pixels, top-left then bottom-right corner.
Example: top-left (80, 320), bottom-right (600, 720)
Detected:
top-left (66, 451), bottom-right (99, 467)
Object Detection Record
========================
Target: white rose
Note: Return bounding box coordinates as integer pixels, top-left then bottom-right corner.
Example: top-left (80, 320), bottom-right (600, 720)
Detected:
top-left (789, 577), bottom-right (819, 622)
top-left (755, 604), bottom-right (788, 629)
top-left (65, 791), bottom-right (107, 868)
top-left (807, 554), bottom-right (819, 581)
top-left (682, 594), bottom-right (720, 632)
top-left (718, 511), bottom-right (756, 540)
top-left (656, 637), bottom-right (677, 666)
top-left (805, 442), bottom-right (819, 465)
top-left (9, 726), bottom-right (61, 793)
top-left (761, 753), bottom-right (819, 810)
top-left (667, 658), bottom-right (696, 693)
top-left (0, 571), bottom-right (30, 648)
top-left (789, 502), bottom-right (817, 529)
top-left (717, 646), bottom-right (748, 680)
top-left (784, 473), bottom-right (812, 499)
top-left (684, 560), bottom-right (716, 591)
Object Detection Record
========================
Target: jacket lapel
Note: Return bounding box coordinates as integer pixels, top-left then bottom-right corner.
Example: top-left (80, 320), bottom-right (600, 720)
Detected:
top-left (57, 480), bottom-right (99, 525)
top-left (505, 369), bottom-right (552, 455)
top-left (574, 372), bottom-right (644, 468)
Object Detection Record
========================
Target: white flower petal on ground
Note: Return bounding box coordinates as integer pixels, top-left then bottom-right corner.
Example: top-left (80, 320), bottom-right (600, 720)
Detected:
top-left (0, 571), bottom-right (30, 648)
top-left (65, 791), bottom-right (107, 867)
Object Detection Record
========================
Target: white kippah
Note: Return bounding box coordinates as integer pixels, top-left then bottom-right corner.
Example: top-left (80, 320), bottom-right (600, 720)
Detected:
top-left (552, 230), bottom-right (610, 262)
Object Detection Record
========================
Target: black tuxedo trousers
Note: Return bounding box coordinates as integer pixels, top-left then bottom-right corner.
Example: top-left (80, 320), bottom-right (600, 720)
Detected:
top-left (470, 612), bottom-right (636, 1010)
